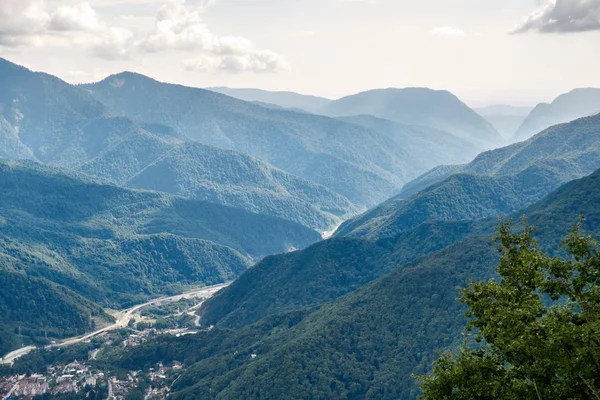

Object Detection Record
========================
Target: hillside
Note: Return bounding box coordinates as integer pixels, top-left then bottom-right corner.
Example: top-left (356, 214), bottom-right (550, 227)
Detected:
top-left (338, 115), bottom-right (481, 169)
top-left (321, 88), bottom-right (503, 149)
top-left (84, 73), bottom-right (474, 206)
top-left (104, 169), bottom-right (600, 400)
top-left (207, 87), bottom-right (331, 113)
top-left (340, 113), bottom-right (600, 239)
top-left (513, 88), bottom-right (600, 142)
top-left (0, 271), bottom-right (112, 357)
top-left (0, 58), bottom-right (356, 231)
top-left (199, 238), bottom-right (394, 329)
top-left (123, 142), bottom-right (359, 231)
top-left (0, 159), bottom-right (320, 307)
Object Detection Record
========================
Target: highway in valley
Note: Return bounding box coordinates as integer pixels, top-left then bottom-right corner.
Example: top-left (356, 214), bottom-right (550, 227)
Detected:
top-left (0, 283), bottom-right (229, 366)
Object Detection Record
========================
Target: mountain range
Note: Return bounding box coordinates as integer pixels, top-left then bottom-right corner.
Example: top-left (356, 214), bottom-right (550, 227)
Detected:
top-left (3, 54), bottom-right (599, 400)
top-left (84, 73), bottom-right (493, 206)
top-left (513, 88), bottom-right (600, 142)
top-left (0, 58), bottom-right (358, 231)
top-left (337, 113), bottom-right (600, 239)
top-left (474, 104), bottom-right (532, 140)
top-left (0, 159), bottom-right (320, 303)
top-left (103, 164), bottom-right (600, 400)
top-left (321, 88), bottom-right (504, 149)
top-left (207, 87), bottom-right (331, 113)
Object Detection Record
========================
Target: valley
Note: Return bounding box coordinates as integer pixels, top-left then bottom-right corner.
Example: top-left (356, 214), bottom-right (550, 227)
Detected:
top-left (1, 4), bottom-right (600, 396)
top-left (1, 284), bottom-right (230, 366)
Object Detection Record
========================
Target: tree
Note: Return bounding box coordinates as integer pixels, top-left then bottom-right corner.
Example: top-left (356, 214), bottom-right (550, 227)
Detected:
top-left (418, 219), bottom-right (600, 399)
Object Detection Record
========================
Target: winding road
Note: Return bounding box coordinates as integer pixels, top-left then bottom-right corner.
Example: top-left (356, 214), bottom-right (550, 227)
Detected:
top-left (0, 283), bottom-right (228, 366)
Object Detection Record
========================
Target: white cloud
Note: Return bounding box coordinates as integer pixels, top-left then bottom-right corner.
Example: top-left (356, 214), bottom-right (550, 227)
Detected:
top-left (142, 0), bottom-right (290, 73)
top-left (185, 49), bottom-right (290, 74)
top-left (48, 2), bottom-right (102, 32)
top-left (1, 0), bottom-right (288, 72)
top-left (91, 27), bottom-right (136, 60)
top-left (431, 26), bottom-right (466, 38)
top-left (0, 0), bottom-right (49, 46)
top-left (515, 0), bottom-right (600, 33)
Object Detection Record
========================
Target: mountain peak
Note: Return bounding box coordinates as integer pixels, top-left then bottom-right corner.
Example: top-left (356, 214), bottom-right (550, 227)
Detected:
top-left (322, 87), bottom-right (502, 148)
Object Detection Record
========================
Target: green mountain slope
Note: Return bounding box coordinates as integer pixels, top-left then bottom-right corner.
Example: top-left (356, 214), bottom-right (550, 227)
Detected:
top-left (321, 87), bottom-right (503, 149)
top-left (339, 113), bottom-right (600, 239)
top-left (105, 169), bottom-right (600, 400)
top-left (0, 159), bottom-right (320, 306)
top-left (84, 73), bottom-right (474, 206)
top-left (199, 238), bottom-right (393, 329)
top-left (513, 88), bottom-right (600, 142)
top-left (0, 58), bottom-right (357, 231)
top-left (124, 141), bottom-right (359, 231)
top-left (0, 271), bottom-right (112, 357)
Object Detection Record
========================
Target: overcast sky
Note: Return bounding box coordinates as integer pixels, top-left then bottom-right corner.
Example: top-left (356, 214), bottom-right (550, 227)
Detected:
top-left (1, 0), bottom-right (599, 106)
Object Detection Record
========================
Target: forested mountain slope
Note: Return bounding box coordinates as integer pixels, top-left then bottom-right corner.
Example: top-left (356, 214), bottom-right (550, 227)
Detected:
top-left (339, 113), bottom-right (600, 239)
top-left (0, 159), bottom-right (320, 307)
top-left (0, 271), bottom-right (112, 357)
top-left (0, 58), bottom-right (356, 231)
top-left (123, 141), bottom-right (360, 231)
top-left (338, 115), bottom-right (481, 169)
top-left (84, 73), bottom-right (478, 206)
top-left (105, 169), bottom-right (600, 400)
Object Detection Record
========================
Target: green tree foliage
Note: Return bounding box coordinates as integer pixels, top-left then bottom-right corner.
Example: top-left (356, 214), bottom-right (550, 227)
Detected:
top-left (0, 271), bottom-right (111, 356)
top-left (419, 220), bottom-right (600, 399)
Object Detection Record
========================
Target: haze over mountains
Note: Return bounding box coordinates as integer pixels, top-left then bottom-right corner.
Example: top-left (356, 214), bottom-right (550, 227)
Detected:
top-left (321, 88), bottom-right (504, 149)
top-left (84, 73), bottom-right (485, 208)
top-left (338, 113), bottom-right (600, 239)
top-left (0, 59), bottom-right (357, 231)
top-left (207, 87), bottom-right (332, 114)
top-left (513, 88), bottom-right (600, 142)
top-left (2, 53), bottom-right (600, 400)
top-left (475, 105), bottom-right (533, 140)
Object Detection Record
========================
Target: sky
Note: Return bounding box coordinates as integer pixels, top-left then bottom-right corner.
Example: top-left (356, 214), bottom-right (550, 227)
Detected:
top-left (1, 0), bottom-right (599, 106)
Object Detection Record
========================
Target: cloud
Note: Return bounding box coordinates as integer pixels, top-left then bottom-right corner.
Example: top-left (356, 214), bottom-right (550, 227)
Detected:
top-left (142, 0), bottom-right (290, 73)
top-left (0, 0), bottom-right (288, 73)
top-left (431, 26), bottom-right (466, 38)
top-left (48, 2), bottom-right (102, 32)
top-left (0, 0), bottom-right (49, 46)
top-left (514, 0), bottom-right (600, 33)
top-left (91, 27), bottom-right (136, 60)
top-left (185, 50), bottom-right (290, 74)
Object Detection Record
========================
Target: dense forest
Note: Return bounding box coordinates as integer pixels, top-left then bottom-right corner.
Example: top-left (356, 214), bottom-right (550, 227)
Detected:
top-left (0, 271), bottom-right (111, 356)
top-left (96, 169), bottom-right (600, 399)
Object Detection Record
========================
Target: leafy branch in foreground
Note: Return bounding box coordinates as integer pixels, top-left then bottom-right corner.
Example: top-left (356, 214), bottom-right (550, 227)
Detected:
top-left (418, 218), bottom-right (600, 400)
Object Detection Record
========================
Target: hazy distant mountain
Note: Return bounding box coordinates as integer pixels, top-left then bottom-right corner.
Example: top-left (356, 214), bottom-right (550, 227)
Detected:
top-left (321, 88), bottom-right (504, 149)
top-left (337, 113), bottom-right (600, 239)
top-left (513, 88), bottom-right (600, 142)
top-left (85, 73), bottom-right (453, 206)
top-left (207, 87), bottom-right (331, 113)
top-left (475, 105), bottom-right (533, 140)
top-left (0, 58), bottom-right (357, 231)
top-left (338, 115), bottom-right (481, 169)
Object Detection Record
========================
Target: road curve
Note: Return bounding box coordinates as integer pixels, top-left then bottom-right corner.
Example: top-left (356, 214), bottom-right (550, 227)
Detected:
top-left (0, 283), bottom-right (229, 365)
